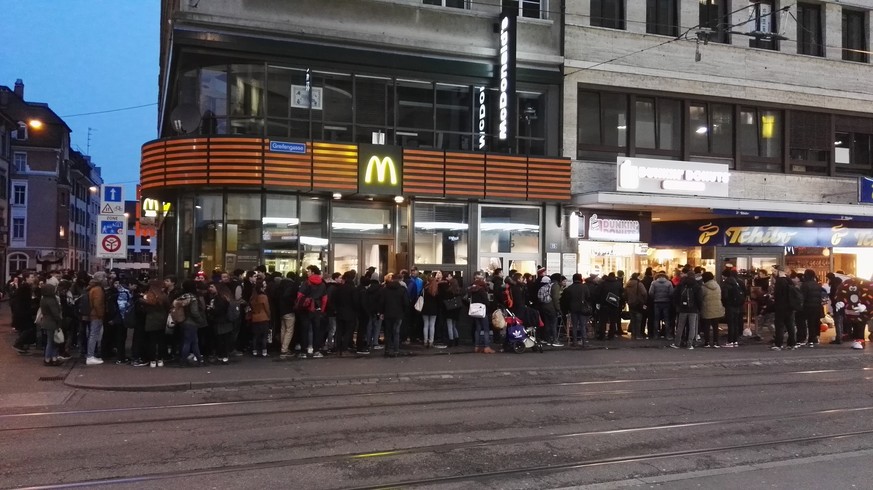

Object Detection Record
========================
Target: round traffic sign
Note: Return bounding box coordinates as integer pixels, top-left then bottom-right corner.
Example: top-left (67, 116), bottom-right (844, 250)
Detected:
top-left (102, 235), bottom-right (122, 253)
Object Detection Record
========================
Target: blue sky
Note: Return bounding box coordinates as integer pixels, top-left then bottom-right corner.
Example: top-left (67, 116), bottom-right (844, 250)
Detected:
top-left (2, 1), bottom-right (158, 198)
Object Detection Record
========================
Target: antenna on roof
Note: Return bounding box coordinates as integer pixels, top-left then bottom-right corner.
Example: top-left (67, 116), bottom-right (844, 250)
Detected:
top-left (86, 127), bottom-right (95, 155)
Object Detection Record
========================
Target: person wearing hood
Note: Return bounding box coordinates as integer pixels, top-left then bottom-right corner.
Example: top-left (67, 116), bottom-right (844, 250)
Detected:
top-left (379, 273), bottom-right (409, 357)
top-left (296, 265), bottom-right (329, 358)
top-left (37, 283), bottom-right (63, 366)
top-left (597, 272), bottom-right (623, 340)
top-left (624, 273), bottom-right (648, 340)
top-left (670, 268), bottom-right (703, 349)
top-left (700, 272), bottom-right (725, 348)
top-left (649, 272), bottom-right (674, 339)
top-left (468, 275), bottom-right (495, 353)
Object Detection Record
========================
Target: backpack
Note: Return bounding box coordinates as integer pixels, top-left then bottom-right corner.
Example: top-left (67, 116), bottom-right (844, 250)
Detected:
top-left (226, 300), bottom-right (241, 323)
top-left (170, 301), bottom-right (187, 324)
top-left (722, 279), bottom-right (741, 307)
top-left (678, 284), bottom-right (693, 309)
top-left (537, 283), bottom-right (552, 304)
top-left (788, 285), bottom-right (804, 311)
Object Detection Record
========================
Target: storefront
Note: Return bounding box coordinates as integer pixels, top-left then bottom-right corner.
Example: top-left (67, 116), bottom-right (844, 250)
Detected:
top-left (141, 139), bottom-right (570, 279)
top-left (568, 210), bottom-right (652, 277)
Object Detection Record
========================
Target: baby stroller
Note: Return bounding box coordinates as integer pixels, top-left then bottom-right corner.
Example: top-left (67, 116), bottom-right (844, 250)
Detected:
top-left (505, 309), bottom-right (545, 354)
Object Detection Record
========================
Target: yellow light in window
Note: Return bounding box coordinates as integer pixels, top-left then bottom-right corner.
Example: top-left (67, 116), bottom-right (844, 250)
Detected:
top-left (761, 115), bottom-right (775, 139)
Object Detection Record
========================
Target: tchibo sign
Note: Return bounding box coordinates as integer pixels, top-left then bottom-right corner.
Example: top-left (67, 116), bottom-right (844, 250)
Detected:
top-left (617, 157), bottom-right (731, 197)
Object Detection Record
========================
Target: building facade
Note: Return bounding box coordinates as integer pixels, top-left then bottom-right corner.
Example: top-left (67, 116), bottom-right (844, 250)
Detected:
top-left (565, 1), bottom-right (873, 279)
top-left (0, 107), bottom-right (14, 280)
top-left (145, 0), bottom-right (571, 280)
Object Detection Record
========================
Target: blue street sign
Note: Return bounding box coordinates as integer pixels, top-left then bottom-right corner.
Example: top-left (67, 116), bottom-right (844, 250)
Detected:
top-left (100, 221), bottom-right (124, 235)
top-left (103, 186), bottom-right (122, 202)
top-left (269, 141), bottom-right (306, 154)
top-left (860, 177), bottom-right (873, 204)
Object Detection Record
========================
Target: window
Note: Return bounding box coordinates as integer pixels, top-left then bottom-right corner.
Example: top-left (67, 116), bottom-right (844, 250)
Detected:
top-left (0, 170), bottom-right (7, 200)
top-left (13, 152), bottom-right (26, 173)
top-left (789, 111), bottom-right (830, 174)
top-left (396, 80), bottom-right (435, 148)
top-left (502, 0), bottom-right (546, 20)
top-left (688, 103), bottom-right (733, 156)
top-left (414, 203), bottom-right (469, 265)
top-left (435, 84), bottom-right (472, 151)
top-left (11, 123), bottom-right (27, 141)
top-left (12, 184), bottom-right (25, 206)
top-left (796, 3), bottom-right (823, 56)
top-left (423, 0), bottom-right (466, 7)
top-left (739, 107), bottom-right (782, 161)
top-left (578, 90), bottom-right (627, 160)
top-left (518, 91), bottom-right (546, 155)
top-left (843, 9), bottom-right (868, 63)
top-left (591, 0), bottom-right (625, 29)
top-left (479, 206), bottom-right (540, 254)
top-left (835, 116), bottom-right (873, 176)
top-left (12, 217), bottom-right (24, 240)
top-left (699, 0), bottom-right (728, 43)
top-left (646, 0), bottom-right (678, 36)
top-left (749, 0), bottom-right (778, 50)
top-left (634, 97), bottom-right (681, 155)
top-left (8, 253), bottom-right (27, 273)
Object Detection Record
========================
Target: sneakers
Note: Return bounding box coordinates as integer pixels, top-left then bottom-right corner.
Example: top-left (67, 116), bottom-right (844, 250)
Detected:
top-left (261, 349), bottom-right (268, 357)
top-left (219, 357), bottom-right (229, 364)
top-left (312, 351), bottom-right (324, 358)
top-left (373, 345), bottom-right (384, 350)
top-left (806, 342), bottom-right (815, 348)
top-left (434, 344), bottom-right (447, 349)
top-left (712, 344), bottom-right (721, 349)
top-left (231, 350), bottom-right (244, 357)
top-left (552, 342), bottom-right (564, 347)
top-left (85, 357), bottom-right (104, 365)
top-left (132, 360), bottom-right (149, 367)
top-left (149, 361), bottom-right (157, 368)
top-left (771, 346), bottom-right (782, 351)
top-left (252, 350), bottom-right (258, 357)
top-left (157, 360), bottom-right (164, 367)
top-left (669, 344), bottom-right (679, 349)
top-left (852, 340), bottom-right (864, 350)
top-left (687, 345), bottom-right (694, 350)
top-left (356, 349), bottom-right (370, 355)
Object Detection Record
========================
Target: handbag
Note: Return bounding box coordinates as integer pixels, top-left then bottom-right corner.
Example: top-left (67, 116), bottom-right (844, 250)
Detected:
top-left (468, 302), bottom-right (487, 318)
top-left (491, 309), bottom-right (506, 330)
top-left (413, 295), bottom-right (424, 312)
top-left (35, 307), bottom-right (44, 326)
top-left (442, 296), bottom-right (462, 311)
top-left (53, 328), bottom-right (65, 344)
top-left (165, 312), bottom-right (176, 336)
top-left (605, 292), bottom-right (621, 308)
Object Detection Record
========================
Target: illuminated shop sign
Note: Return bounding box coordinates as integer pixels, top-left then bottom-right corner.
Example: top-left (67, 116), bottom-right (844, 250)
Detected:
top-left (652, 222), bottom-right (873, 248)
top-left (617, 157), bottom-right (731, 197)
top-left (588, 213), bottom-right (640, 242)
top-left (358, 144), bottom-right (403, 196)
top-left (497, 13), bottom-right (516, 144)
top-left (477, 86), bottom-right (488, 151)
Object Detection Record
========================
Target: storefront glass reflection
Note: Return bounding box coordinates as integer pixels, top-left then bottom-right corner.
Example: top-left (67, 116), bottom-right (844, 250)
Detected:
top-left (414, 203), bottom-right (468, 265)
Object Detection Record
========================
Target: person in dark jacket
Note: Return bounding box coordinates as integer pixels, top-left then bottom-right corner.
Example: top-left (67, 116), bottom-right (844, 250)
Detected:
top-left (361, 279), bottom-right (385, 352)
top-left (771, 265), bottom-right (796, 350)
top-left (277, 272), bottom-right (299, 358)
top-left (799, 269), bottom-right (824, 347)
top-left (597, 273), bottom-right (623, 340)
top-left (624, 273), bottom-right (648, 340)
top-left (721, 269), bottom-right (746, 347)
top-left (141, 279), bottom-right (170, 367)
top-left (37, 283), bottom-right (63, 366)
top-left (12, 275), bottom-right (37, 354)
top-left (331, 271), bottom-right (358, 356)
top-left (296, 266), bottom-right (328, 358)
top-left (670, 268), bottom-right (703, 349)
top-left (826, 272), bottom-right (845, 344)
top-left (468, 275), bottom-right (494, 353)
top-left (641, 267), bottom-right (655, 338)
top-left (440, 275), bottom-right (463, 347)
top-left (560, 273), bottom-right (591, 346)
top-left (207, 282), bottom-right (234, 364)
top-left (648, 272), bottom-right (674, 339)
top-left (379, 273), bottom-right (408, 357)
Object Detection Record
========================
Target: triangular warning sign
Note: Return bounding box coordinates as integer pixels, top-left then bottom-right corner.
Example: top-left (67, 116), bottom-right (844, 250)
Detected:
top-left (101, 204), bottom-right (114, 214)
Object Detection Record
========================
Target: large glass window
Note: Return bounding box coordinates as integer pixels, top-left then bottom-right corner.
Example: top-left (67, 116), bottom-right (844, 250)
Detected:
top-left (396, 80), bottom-right (434, 148)
top-left (265, 65), bottom-right (303, 138)
top-left (332, 206), bottom-right (392, 235)
top-left (436, 84), bottom-right (472, 151)
top-left (200, 66), bottom-right (228, 135)
top-left (591, 0), bottom-right (625, 29)
top-left (299, 198), bottom-right (328, 272)
top-left (314, 72), bottom-right (353, 142)
top-left (229, 64), bottom-right (265, 135)
top-left (518, 91), bottom-right (546, 155)
top-left (414, 203), bottom-right (469, 265)
top-left (225, 194), bottom-right (261, 271)
top-left (843, 9), bottom-right (868, 63)
top-left (688, 103), bottom-right (733, 156)
top-left (263, 194), bottom-right (299, 275)
top-left (740, 107), bottom-right (782, 162)
top-left (646, 0), bottom-right (678, 36)
top-left (796, 3), bottom-right (823, 57)
top-left (634, 97), bottom-right (681, 155)
top-left (577, 90), bottom-right (627, 160)
top-left (835, 117), bottom-right (873, 176)
top-left (356, 75), bottom-right (393, 144)
top-left (193, 195), bottom-right (223, 275)
top-left (789, 111), bottom-right (830, 173)
top-left (749, 0), bottom-right (778, 50)
top-left (480, 206), bottom-right (540, 254)
top-left (699, 0), bottom-right (728, 43)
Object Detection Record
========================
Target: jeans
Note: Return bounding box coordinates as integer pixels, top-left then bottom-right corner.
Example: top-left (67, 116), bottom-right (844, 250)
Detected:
top-left (367, 315), bottom-right (383, 348)
top-left (384, 317), bottom-right (402, 353)
top-left (87, 319), bottom-right (104, 359)
top-left (628, 310), bottom-right (644, 338)
top-left (473, 316), bottom-right (491, 347)
top-left (335, 316), bottom-right (356, 353)
top-left (251, 321), bottom-right (269, 352)
top-left (541, 310), bottom-right (557, 343)
top-left (45, 333), bottom-right (58, 360)
top-left (326, 316), bottom-right (337, 350)
top-left (725, 306), bottom-right (742, 343)
top-left (179, 323), bottom-right (202, 362)
top-left (652, 303), bottom-right (672, 339)
top-left (675, 312), bottom-right (699, 346)
top-left (803, 308), bottom-right (821, 344)
top-left (280, 313), bottom-right (296, 353)
top-left (422, 315), bottom-right (437, 344)
top-left (834, 311), bottom-right (844, 341)
top-left (569, 313), bottom-right (588, 343)
top-left (446, 318), bottom-right (458, 341)
top-left (773, 309), bottom-right (796, 348)
top-left (597, 309), bottom-right (621, 339)
top-left (303, 311), bottom-right (324, 351)
top-left (701, 317), bottom-right (720, 346)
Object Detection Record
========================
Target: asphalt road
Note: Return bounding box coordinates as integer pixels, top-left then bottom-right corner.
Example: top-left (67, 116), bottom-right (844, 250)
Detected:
top-left (4, 357), bottom-right (873, 489)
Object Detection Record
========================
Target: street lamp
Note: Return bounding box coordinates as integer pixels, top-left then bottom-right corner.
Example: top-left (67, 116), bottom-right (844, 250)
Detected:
top-left (27, 119), bottom-right (43, 130)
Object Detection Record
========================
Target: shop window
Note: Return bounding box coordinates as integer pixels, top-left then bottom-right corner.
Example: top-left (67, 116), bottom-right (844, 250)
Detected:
top-left (436, 84), bottom-right (472, 151)
top-left (194, 195), bottom-right (223, 276)
top-left (634, 97), bottom-right (681, 155)
top-left (590, 0), bottom-right (625, 29)
top-left (479, 206), bottom-right (540, 255)
top-left (414, 203), bottom-right (469, 265)
top-left (749, 1), bottom-right (778, 50)
top-left (699, 0), bottom-right (728, 43)
top-left (263, 194), bottom-right (299, 275)
top-left (577, 90), bottom-right (627, 161)
top-left (842, 9), bottom-right (868, 63)
top-left (299, 198), bottom-right (328, 272)
top-left (688, 102), bottom-right (733, 157)
top-left (796, 3), bottom-right (823, 57)
top-left (739, 107), bottom-right (782, 167)
top-left (423, 0), bottom-right (467, 8)
top-left (397, 80), bottom-right (435, 148)
top-left (502, 0), bottom-right (546, 20)
top-left (226, 194), bottom-right (261, 272)
top-left (646, 0), bottom-right (678, 37)
top-left (789, 111), bottom-right (830, 174)
top-left (835, 116), bottom-right (873, 176)
top-left (332, 206), bottom-right (392, 235)
top-left (518, 91), bottom-right (546, 155)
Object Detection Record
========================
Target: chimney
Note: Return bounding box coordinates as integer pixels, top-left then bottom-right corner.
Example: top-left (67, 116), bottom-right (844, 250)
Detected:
top-left (13, 79), bottom-right (24, 98)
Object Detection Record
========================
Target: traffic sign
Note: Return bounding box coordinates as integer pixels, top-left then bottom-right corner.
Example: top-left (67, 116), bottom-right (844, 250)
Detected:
top-left (96, 214), bottom-right (127, 259)
top-left (99, 185), bottom-right (124, 215)
top-left (103, 186), bottom-right (122, 202)
top-left (101, 235), bottom-right (122, 253)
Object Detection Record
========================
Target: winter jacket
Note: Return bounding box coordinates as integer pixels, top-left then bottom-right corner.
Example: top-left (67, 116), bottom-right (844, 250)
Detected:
top-left (648, 277), bottom-right (674, 304)
top-left (88, 282), bottom-right (105, 321)
top-left (468, 282), bottom-right (490, 306)
top-left (37, 284), bottom-right (62, 331)
top-left (363, 282), bottom-right (384, 316)
top-left (207, 295), bottom-right (233, 335)
top-left (536, 277), bottom-right (557, 315)
top-left (380, 281), bottom-right (409, 319)
top-left (674, 277), bottom-right (703, 314)
top-left (561, 281), bottom-right (591, 314)
top-left (624, 279), bottom-right (647, 311)
top-left (277, 279), bottom-right (299, 317)
top-left (439, 282), bottom-right (462, 321)
top-left (773, 275), bottom-right (792, 313)
top-left (800, 279), bottom-right (824, 312)
top-left (249, 293), bottom-right (270, 323)
top-left (331, 282), bottom-right (359, 321)
top-left (420, 286), bottom-right (441, 316)
top-left (598, 276), bottom-right (624, 311)
top-left (297, 274), bottom-right (329, 313)
top-left (701, 280), bottom-right (726, 320)
top-left (508, 280), bottom-right (527, 313)
top-left (142, 293), bottom-right (170, 332)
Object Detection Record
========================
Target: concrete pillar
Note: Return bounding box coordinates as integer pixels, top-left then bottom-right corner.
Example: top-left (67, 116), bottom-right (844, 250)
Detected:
top-left (563, 81), bottom-right (577, 160)
top-left (825, 2), bottom-right (843, 60)
top-left (626, 0), bottom-right (647, 35)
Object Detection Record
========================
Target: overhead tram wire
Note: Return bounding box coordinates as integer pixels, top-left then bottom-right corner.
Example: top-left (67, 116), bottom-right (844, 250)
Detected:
top-left (60, 102), bottom-right (157, 118)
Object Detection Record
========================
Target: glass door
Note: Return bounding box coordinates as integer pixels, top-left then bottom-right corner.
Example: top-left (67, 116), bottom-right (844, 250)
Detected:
top-left (331, 239), bottom-right (394, 279)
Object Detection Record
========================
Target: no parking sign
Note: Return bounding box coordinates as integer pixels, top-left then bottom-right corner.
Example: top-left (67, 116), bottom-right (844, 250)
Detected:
top-left (97, 215), bottom-right (127, 259)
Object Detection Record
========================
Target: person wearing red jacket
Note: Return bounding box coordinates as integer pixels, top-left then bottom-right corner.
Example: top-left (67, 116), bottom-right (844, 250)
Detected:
top-left (296, 265), bottom-right (328, 358)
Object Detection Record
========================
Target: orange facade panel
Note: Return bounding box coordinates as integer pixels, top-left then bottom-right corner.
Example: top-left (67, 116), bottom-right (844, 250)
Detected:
top-left (312, 142), bottom-right (357, 191)
top-left (526, 157), bottom-right (571, 201)
top-left (403, 149), bottom-right (444, 196)
top-left (485, 154), bottom-right (527, 199)
top-left (444, 152), bottom-right (485, 197)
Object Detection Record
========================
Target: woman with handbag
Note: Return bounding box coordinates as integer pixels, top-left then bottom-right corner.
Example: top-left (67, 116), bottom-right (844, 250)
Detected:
top-left (37, 283), bottom-right (63, 366)
top-left (420, 272), bottom-right (442, 348)
top-left (468, 275), bottom-right (494, 354)
top-left (440, 275), bottom-right (462, 347)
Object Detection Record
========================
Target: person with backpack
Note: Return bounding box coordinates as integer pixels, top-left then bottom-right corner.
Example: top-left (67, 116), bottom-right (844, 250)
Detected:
top-left (561, 273), bottom-right (592, 347)
top-left (771, 265), bottom-right (797, 350)
top-left (536, 275), bottom-right (559, 346)
top-left (670, 267), bottom-right (703, 350)
top-left (799, 269), bottom-right (824, 347)
top-left (206, 282), bottom-right (234, 364)
top-left (175, 280), bottom-right (207, 366)
top-left (296, 265), bottom-right (328, 358)
top-left (721, 269), bottom-right (746, 347)
top-left (596, 272), bottom-right (623, 341)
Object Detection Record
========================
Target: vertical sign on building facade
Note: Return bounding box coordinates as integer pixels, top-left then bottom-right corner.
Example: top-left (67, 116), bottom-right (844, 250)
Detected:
top-left (476, 86), bottom-right (488, 151)
top-left (497, 12), bottom-right (516, 151)
top-left (96, 185), bottom-right (127, 259)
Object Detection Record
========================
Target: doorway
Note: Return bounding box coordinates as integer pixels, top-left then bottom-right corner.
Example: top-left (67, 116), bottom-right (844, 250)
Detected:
top-left (331, 239), bottom-right (394, 280)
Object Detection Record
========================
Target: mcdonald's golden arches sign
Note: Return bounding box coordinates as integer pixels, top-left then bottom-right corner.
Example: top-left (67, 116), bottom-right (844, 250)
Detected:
top-left (358, 144), bottom-right (403, 195)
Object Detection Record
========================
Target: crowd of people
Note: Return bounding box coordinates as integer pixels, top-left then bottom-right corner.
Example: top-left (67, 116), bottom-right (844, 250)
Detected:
top-left (6, 261), bottom-right (861, 368)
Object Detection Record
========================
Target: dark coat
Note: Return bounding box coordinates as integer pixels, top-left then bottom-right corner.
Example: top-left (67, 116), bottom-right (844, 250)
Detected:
top-left (561, 281), bottom-right (591, 314)
top-left (331, 282), bottom-right (359, 321)
top-left (800, 279), bottom-right (824, 312)
top-left (207, 295), bottom-right (233, 335)
top-left (380, 281), bottom-right (408, 319)
top-left (599, 276), bottom-right (624, 311)
top-left (674, 277), bottom-right (703, 314)
top-left (37, 285), bottom-right (62, 331)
